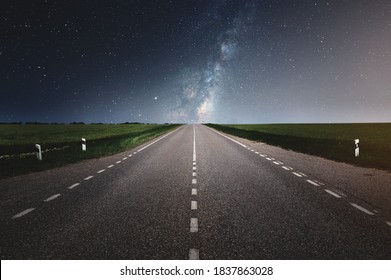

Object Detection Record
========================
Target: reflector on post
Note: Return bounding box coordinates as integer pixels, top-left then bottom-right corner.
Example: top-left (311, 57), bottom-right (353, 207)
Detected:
top-left (354, 139), bottom-right (359, 157)
top-left (82, 138), bottom-right (86, 151)
top-left (35, 144), bottom-right (42, 160)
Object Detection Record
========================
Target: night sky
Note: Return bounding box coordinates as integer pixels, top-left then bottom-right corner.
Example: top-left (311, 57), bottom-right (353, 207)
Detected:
top-left (1, 0), bottom-right (390, 124)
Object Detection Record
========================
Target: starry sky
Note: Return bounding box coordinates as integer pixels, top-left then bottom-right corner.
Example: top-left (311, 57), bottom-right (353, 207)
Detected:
top-left (1, 0), bottom-right (390, 124)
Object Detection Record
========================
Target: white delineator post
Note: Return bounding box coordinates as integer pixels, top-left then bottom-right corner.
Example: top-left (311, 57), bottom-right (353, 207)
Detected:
top-left (354, 139), bottom-right (359, 157)
top-left (82, 138), bottom-right (86, 151)
top-left (35, 144), bottom-right (42, 160)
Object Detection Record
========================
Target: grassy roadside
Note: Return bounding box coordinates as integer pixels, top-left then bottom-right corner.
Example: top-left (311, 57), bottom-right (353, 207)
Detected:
top-left (205, 123), bottom-right (391, 172)
top-left (0, 124), bottom-right (181, 179)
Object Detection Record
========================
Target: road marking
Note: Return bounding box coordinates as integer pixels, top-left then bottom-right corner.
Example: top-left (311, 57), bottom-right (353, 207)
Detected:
top-left (193, 166), bottom-right (197, 171)
top-left (189, 249), bottom-right (199, 260)
top-left (273, 161), bottom-right (281, 165)
top-left (116, 160), bottom-right (121, 164)
top-left (192, 172), bottom-right (197, 177)
top-left (325, 189), bottom-right (342, 198)
top-left (350, 203), bottom-right (375, 215)
top-left (107, 164), bottom-right (114, 168)
top-left (292, 172), bottom-right (303, 177)
top-left (282, 166), bottom-right (290, 171)
top-left (192, 178), bottom-right (197, 184)
top-left (191, 201), bottom-right (198, 210)
top-left (190, 218), bottom-right (198, 232)
top-left (192, 188), bottom-right (197, 195)
top-left (193, 126), bottom-right (196, 162)
top-left (193, 162), bottom-right (196, 166)
top-left (68, 183), bottom-right (80, 189)
top-left (386, 221), bottom-right (391, 227)
top-left (136, 127), bottom-right (180, 152)
top-left (266, 157), bottom-right (272, 160)
top-left (255, 151), bottom-right (259, 154)
top-left (129, 154), bottom-right (133, 157)
top-left (44, 194), bottom-right (61, 202)
top-left (123, 157), bottom-right (127, 160)
top-left (306, 179), bottom-right (320, 186)
top-left (297, 172), bottom-right (307, 177)
top-left (260, 154), bottom-right (266, 157)
top-left (250, 149), bottom-right (254, 152)
top-left (84, 175), bottom-right (94, 180)
top-left (206, 127), bottom-right (247, 148)
top-left (12, 208), bottom-right (35, 219)
top-left (97, 169), bottom-right (105, 174)
top-left (277, 161), bottom-right (284, 165)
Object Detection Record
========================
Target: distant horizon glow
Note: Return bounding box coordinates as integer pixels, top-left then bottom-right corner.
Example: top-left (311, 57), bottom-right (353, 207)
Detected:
top-left (1, 1), bottom-right (390, 124)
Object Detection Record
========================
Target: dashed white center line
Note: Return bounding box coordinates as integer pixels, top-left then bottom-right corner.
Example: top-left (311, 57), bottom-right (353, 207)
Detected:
top-left (192, 188), bottom-right (197, 195)
top-left (133, 152), bottom-right (137, 155)
top-left (191, 201), bottom-right (198, 210)
top-left (97, 169), bottom-right (105, 174)
top-left (123, 157), bottom-right (127, 160)
top-left (189, 249), bottom-right (199, 260)
top-left (68, 182), bottom-right (80, 189)
top-left (116, 160), bottom-right (121, 164)
top-left (190, 218), bottom-right (198, 232)
top-left (282, 166), bottom-right (290, 171)
top-left (260, 154), bottom-right (266, 157)
top-left (273, 161), bottom-right (281, 165)
top-left (107, 164), bottom-right (114, 168)
top-left (350, 203), bottom-right (375, 215)
top-left (306, 179), bottom-right (320, 186)
top-left (266, 157), bottom-right (272, 160)
top-left (292, 172), bottom-right (303, 177)
top-left (193, 166), bottom-right (197, 171)
top-left (386, 221), bottom-right (391, 227)
top-left (84, 175), bottom-right (94, 181)
top-left (192, 172), bottom-right (197, 177)
top-left (192, 178), bottom-right (197, 184)
top-left (255, 151), bottom-right (259, 154)
top-left (12, 208), bottom-right (35, 219)
top-left (193, 162), bottom-right (196, 166)
top-left (44, 194), bottom-right (61, 202)
top-left (325, 189), bottom-right (342, 198)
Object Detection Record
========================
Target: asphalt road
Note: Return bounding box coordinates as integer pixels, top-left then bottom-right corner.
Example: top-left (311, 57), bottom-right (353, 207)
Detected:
top-left (0, 125), bottom-right (390, 259)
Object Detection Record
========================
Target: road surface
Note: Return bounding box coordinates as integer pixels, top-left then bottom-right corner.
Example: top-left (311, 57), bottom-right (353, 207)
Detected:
top-left (1, 124), bottom-right (390, 259)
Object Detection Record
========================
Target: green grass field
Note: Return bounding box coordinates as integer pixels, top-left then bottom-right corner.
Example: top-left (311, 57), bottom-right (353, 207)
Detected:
top-left (206, 123), bottom-right (391, 172)
top-left (0, 123), bottom-right (180, 178)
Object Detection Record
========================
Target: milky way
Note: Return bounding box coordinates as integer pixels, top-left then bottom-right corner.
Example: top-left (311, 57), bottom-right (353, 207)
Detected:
top-left (1, 1), bottom-right (390, 123)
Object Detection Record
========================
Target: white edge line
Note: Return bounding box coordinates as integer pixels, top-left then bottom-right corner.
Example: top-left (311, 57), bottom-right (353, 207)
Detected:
top-left (350, 203), bottom-right (375, 215)
top-left (206, 127), bottom-right (247, 148)
top-left (44, 194), bottom-right (61, 202)
top-left (189, 249), bottom-right (199, 260)
top-left (325, 189), bottom-right (341, 198)
top-left (12, 208), bottom-right (35, 219)
top-left (306, 179), bottom-right (320, 186)
top-left (68, 182), bottom-right (80, 189)
top-left (292, 172), bottom-right (303, 177)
